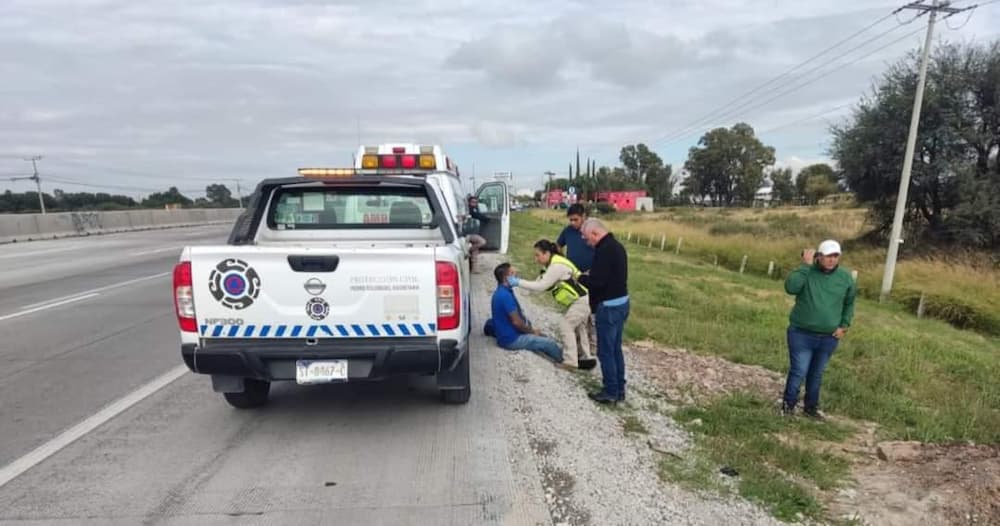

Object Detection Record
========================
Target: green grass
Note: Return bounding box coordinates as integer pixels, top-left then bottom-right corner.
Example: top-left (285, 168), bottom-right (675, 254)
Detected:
top-left (511, 211), bottom-right (1000, 522)
top-left (513, 212), bottom-right (1000, 444)
top-left (622, 415), bottom-right (649, 435)
top-left (548, 207), bottom-right (1000, 336)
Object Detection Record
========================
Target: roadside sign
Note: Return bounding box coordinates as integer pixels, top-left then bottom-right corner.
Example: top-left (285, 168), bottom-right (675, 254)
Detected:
top-left (568, 186), bottom-right (576, 195)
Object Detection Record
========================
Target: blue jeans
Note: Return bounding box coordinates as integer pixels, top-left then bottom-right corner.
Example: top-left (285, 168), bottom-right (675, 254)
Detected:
top-left (596, 301), bottom-right (630, 397)
top-left (504, 334), bottom-right (563, 363)
top-left (783, 326), bottom-right (839, 410)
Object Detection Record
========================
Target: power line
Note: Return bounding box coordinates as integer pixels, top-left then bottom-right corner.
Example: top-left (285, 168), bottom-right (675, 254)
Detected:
top-left (684, 23), bottom-right (929, 139)
top-left (758, 102), bottom-right (854, 135)
top-left (44, 157), bottom-right (249, 184)
top-left (655, 8), bottom-right (905, 146)
top-left (44, 176), bottom-right (204, 195)
top-left (661, 15), bottom-right (929, 146)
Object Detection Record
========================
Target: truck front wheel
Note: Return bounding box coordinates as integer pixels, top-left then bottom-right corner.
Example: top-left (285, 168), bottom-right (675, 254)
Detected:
top-left (222, 378), bottom-right (270, 409)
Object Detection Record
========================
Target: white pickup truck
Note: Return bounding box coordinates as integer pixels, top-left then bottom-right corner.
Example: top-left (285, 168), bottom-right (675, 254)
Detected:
top-left (172, 146), bottom-right (510, 408)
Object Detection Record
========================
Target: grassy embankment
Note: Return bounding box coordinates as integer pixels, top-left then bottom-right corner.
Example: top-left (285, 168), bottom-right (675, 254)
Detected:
top-left (508, 209), bottom-right (1000, 522)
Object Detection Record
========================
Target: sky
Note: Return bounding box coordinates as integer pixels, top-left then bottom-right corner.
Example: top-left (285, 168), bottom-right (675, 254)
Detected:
top-left (1, 0), bottom-right (998, 199)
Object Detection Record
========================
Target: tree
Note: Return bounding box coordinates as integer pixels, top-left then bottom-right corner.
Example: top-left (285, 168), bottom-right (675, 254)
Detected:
top-left (683, 123), bottom-right (776, 206)
top-left (141, 187), bottom-right (192, 209)
top-left (796, 163), bottom-right (837, 203)
top-left (575, 149), bottom-right (581, 182)
top-left (205, 184), bottom-right (239, 208)
top-left (770, 167), bottom-right (796, 204)
top-left (831, 41), bottom-right (1000, 248)
top-left (804, 175), bottom-right (838, 204)
top-left (645, 165), bottom-right (676, 205)
top-left (620, 144), bottom-right (663, 184)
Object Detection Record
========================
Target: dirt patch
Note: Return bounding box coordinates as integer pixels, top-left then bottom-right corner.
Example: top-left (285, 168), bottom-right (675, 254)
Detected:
top-left (830, 442), bottom-right (1000, 526)
top-left (627, 338), bottom-right (1000, 525)
top-left (626, 339), bottom-right (784, 405)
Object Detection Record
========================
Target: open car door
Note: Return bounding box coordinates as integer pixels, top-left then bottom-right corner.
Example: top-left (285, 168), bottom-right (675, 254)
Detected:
top-left (474, 181), bottom-right (510, 254)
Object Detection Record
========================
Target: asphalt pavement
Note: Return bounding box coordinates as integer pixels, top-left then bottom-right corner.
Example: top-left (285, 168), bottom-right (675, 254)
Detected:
top-left (0, 226), bottom-right (547, 525)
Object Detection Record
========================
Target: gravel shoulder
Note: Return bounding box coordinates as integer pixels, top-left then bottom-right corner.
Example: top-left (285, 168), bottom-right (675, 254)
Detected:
top-left (475, 253), bottom-right (781, 526)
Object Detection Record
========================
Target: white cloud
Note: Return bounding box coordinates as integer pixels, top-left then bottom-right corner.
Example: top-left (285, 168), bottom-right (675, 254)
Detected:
top-left (0, 0), bottom-right (996, 197)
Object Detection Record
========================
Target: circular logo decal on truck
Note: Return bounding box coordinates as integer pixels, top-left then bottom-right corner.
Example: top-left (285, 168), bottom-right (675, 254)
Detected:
top-left (209, 258), bottom-right (261, 310)
top-left (306, 297), bottom-right (330, 321)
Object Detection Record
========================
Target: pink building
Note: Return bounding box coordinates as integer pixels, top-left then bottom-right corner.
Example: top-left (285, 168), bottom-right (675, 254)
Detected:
top-left (595, 191), bottom-right (646, 211)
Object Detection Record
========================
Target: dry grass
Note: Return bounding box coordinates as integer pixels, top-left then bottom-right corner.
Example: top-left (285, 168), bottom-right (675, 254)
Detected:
top-left (534, 206), bottom-right (999, 334)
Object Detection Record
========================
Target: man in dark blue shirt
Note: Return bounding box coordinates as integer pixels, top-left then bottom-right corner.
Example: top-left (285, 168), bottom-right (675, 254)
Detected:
top-left (490, 263), bottom-right (563, 363)
top-left (556, 204), bottom-right (594, 272)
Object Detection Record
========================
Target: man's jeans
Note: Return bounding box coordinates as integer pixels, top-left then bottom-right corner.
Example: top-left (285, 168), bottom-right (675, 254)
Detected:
top-left (504, 334), bottom-right (563, 363)
top-left (596, 301), bottom-right (630, 398)
top-left (783, 326), bottom-right (839, 411)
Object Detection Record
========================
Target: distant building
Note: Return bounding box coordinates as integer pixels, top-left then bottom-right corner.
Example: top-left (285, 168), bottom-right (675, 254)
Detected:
top-left (754, 187), bottom-right (774, 208)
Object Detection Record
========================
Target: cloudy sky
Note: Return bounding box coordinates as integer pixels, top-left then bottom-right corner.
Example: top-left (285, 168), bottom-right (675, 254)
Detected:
top-left (1, 0), bottom-right (998, 198)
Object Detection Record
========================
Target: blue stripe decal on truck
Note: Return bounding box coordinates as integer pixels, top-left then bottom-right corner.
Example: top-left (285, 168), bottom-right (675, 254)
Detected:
top-left (199, 323), bottom-right (437, 338)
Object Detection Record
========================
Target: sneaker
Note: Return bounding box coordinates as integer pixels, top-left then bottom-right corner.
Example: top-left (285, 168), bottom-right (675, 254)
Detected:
top-left (578, 358), bottom-right (598, 370)
top-left (617, 390), bottom-right (626, 402)
top-left (588, 391), bottom-right (618, 405)
top-left (781, 402), bottom-right (795, 417)
top-left (803, 408), bottom-right (826, 421)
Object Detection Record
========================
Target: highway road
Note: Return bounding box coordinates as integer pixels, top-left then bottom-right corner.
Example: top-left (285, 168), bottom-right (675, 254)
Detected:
top-left (0, 227), bottom-right (548, 525)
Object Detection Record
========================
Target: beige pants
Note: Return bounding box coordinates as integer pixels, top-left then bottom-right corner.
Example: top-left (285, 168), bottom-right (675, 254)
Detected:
top-left (560, 297), bottom-right (593, 367)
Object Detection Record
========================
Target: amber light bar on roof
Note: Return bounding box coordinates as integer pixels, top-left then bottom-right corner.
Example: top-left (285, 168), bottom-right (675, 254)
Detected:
top-left (298, 168), bottom-right (357, 178)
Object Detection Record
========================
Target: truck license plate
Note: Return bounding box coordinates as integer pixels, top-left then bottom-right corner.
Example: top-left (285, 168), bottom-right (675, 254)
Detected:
top-left (296, 360), bottom-right (348, 385)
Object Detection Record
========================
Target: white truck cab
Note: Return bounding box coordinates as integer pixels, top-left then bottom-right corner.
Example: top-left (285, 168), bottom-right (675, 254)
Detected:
top-left (353, 143), bottom-right (510, 255)
top-left (173, 145), bottom-right (507, 409)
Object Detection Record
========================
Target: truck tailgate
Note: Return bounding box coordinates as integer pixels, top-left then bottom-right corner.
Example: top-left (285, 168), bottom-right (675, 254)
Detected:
top-left (189, 246), bottom-right (438, 339)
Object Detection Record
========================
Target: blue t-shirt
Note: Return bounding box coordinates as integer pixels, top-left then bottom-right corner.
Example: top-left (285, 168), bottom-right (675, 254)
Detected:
top-left (557, 225), bottom-right (594, 272)
top-left (491, 285), bottom-right (524, 347)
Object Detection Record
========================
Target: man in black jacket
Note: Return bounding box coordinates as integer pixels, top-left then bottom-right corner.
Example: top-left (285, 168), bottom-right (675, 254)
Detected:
top-left (578, 218), bottom-right (629, 404)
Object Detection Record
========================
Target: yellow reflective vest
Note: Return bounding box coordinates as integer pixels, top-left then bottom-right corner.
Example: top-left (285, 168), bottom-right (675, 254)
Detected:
top-left (546, 254), bottom-right (588, 307)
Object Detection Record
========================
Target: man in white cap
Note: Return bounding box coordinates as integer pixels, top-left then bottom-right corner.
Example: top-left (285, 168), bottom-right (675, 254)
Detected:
top-left (781, 239), bottom-right (856, 419)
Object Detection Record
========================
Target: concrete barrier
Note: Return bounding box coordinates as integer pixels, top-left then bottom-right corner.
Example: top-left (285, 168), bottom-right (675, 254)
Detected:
top-left (0, 208), bottom-right (243, 244)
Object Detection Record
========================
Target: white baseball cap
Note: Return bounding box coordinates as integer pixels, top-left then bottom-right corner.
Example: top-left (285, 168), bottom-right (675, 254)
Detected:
top-left (817, 240), bottom-right (842, 256)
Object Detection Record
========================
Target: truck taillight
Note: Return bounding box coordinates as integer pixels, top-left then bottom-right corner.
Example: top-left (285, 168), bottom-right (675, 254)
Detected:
top-left (173, 261), bottom-right (197, 333)
top-left (435, 261), bottom-right (460, 331)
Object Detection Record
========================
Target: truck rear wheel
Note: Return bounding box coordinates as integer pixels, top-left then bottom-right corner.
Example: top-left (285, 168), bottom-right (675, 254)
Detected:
top-left (223, 378), bottom-right (270, 409)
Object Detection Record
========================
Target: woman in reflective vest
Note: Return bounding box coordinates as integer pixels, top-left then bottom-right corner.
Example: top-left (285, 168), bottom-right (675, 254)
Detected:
top-left (514, 239), bottom-right (597, 370)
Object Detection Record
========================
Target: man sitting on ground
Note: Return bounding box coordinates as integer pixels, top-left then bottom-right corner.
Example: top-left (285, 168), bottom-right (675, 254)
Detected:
top-left (489, 262), bottom-right (565, 364)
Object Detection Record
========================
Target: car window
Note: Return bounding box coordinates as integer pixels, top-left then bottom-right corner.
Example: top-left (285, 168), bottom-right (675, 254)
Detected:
top-left (268, 187), bottom-right (434, 229)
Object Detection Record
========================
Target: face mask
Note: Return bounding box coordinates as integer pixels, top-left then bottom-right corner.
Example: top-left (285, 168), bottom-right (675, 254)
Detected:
top-left (508, 275), bottom-right (520, 287)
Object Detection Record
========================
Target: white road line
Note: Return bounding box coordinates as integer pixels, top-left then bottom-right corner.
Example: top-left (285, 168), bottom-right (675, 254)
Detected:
top-left (0, 246), bottom-right (91, 260)
top-left (0, 365), bottom-right (188, 489)
top-left (0, 293), bottom-right (101, 322)
top-left (1, 272), bottom-right (170, 321)
top-left (129, 246), bottom-right (182, 256)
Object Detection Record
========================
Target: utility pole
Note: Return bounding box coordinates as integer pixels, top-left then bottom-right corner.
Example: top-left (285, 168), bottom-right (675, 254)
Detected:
top-left (879, 0), bottom-right (970, 303)
top-left (235, 180), bottom-right (244, 209)
top-left (28, 156), bottom-right (44, 214)
top-left (9, 156), bottom-right (45, 214)
top-left (544, 171), bottom-right (556, 193)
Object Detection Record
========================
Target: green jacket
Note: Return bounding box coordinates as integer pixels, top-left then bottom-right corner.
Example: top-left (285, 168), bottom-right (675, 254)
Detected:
top-left (784, 263), bottom-right (857, 334)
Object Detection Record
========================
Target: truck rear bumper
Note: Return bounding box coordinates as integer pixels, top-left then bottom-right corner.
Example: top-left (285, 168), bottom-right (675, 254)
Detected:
top-left (181, 337), bottom-right (462, 381)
